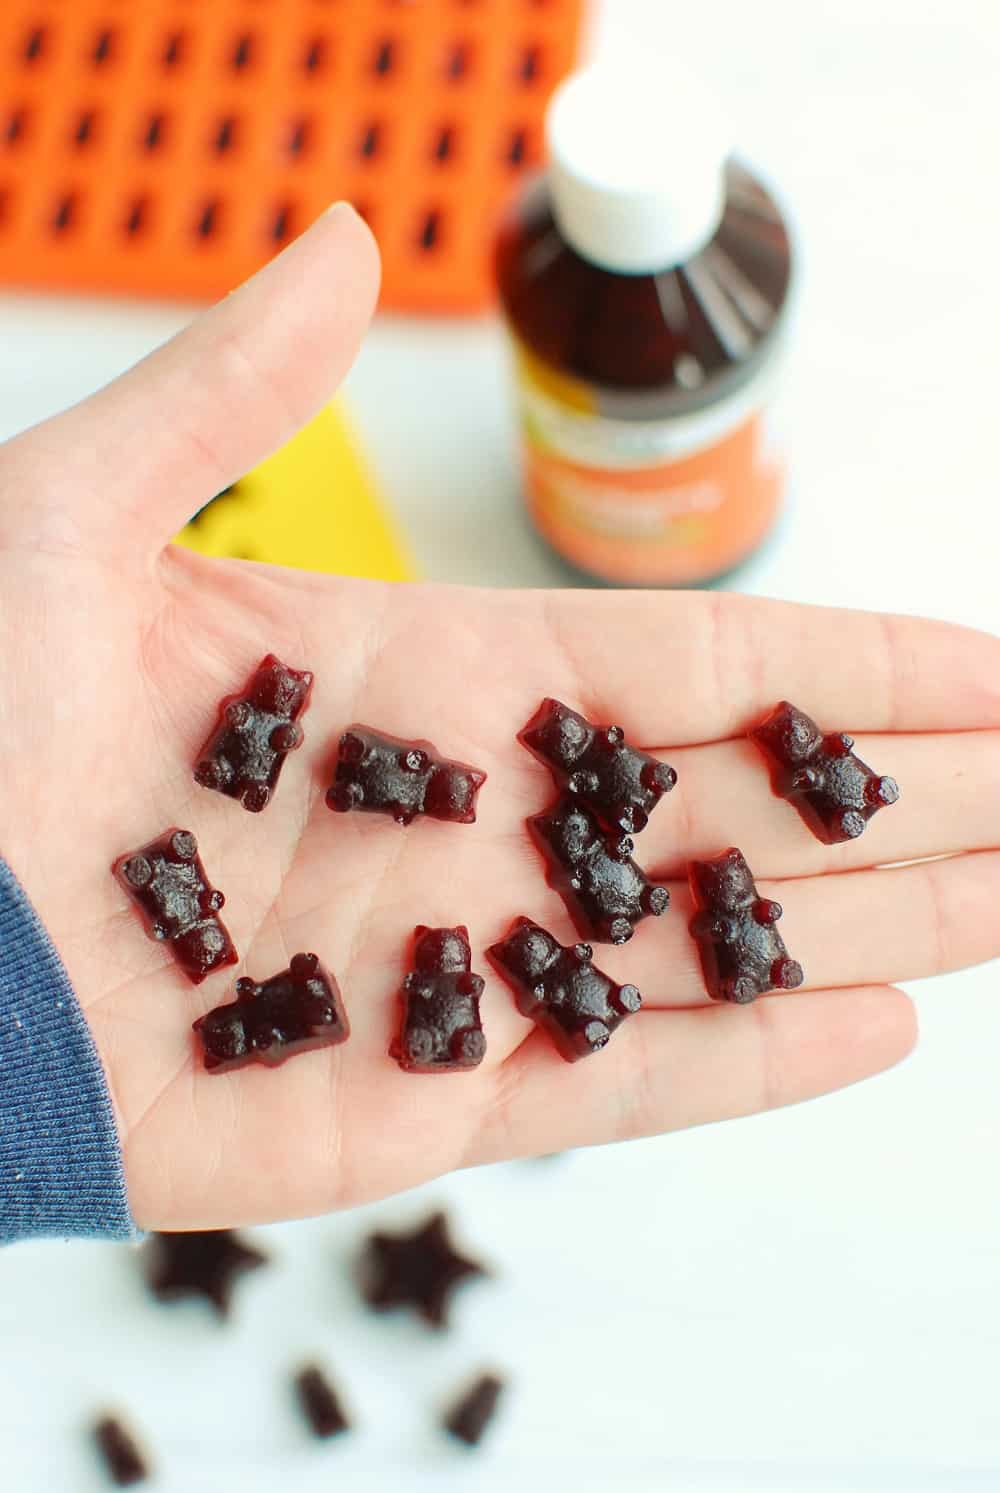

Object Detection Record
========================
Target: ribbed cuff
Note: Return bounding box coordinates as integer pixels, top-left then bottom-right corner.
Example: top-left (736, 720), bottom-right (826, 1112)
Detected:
top-left (0, 857), bottom-right (138, 1244)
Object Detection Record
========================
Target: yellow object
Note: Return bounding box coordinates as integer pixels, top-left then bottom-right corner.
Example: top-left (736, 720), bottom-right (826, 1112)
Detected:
top-left (175, 401), bottom-right (414, 582)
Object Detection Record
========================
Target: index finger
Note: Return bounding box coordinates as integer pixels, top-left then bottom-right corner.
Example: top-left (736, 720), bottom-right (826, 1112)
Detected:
top-left (524, 589), bottom-right (1000, 743)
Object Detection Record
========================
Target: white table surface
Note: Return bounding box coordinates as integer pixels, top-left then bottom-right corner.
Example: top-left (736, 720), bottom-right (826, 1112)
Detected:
top-left (2, 3), bottom-right (1000, 1490)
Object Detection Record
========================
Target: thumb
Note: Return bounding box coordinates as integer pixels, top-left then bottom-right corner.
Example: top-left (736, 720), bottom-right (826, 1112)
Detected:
top-left (5, 202), bottom-right (380, 563)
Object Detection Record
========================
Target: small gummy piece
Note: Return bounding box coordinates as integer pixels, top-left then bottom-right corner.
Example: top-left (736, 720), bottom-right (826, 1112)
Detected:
top-left (487, 917), bottom-right (643, 1061)
top-left (358, 1211), bottom-right (486, 1329)
top-left (749, 700), bottom-right (900, 845)
top-left (193, 953), bottom-right (349, 1073)
top-left (443, 1373), bottom-right (506, 1448)
top-left (112, 828), bottom-right (237, 984)
top-left (391, 925), bottom-right (487, 1074)
top-left (688, 847), bottom-right (805, 1004)
top-left (528, 797), bottom-right (670, 944)
top-left (294, 1365), bottom-right (351, 1439)
top-left (194, 654), bottom-right (313, 813)
top-left (92, 1416), bottom-right (149, 1487)
top-left (520, 697), bottom-right (676, 834)
top-left (325, 725), bottom-right (486, 825)
top-left (142, 1229), bottom-right (268, 1317)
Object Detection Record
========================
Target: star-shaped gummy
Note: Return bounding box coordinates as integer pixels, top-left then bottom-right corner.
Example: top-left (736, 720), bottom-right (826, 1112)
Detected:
top-left (359, 1212), bottom-right (486, 1328)
top-left (143, 1230), bottom-right (269, 1318)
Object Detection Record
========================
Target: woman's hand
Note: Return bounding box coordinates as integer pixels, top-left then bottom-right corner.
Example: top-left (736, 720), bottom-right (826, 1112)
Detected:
top-left (2, 203), bottom-right (998, 1230)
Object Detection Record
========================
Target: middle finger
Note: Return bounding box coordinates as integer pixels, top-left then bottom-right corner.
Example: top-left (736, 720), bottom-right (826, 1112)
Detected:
top-left (556, 850), bottom-right (1000, 1009)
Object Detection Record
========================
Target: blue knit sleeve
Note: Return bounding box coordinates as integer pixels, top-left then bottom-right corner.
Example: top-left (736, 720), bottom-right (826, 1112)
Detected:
top-left (0, 857), bottom-right (138, 1243)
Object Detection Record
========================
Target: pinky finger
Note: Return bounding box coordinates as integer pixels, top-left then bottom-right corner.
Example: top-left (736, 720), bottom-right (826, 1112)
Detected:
top-left (476, 987), bottom-right (917, 1161)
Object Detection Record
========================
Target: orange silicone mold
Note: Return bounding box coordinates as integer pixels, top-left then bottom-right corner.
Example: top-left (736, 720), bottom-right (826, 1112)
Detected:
top-left (0, 0), bottom-right (585, 311)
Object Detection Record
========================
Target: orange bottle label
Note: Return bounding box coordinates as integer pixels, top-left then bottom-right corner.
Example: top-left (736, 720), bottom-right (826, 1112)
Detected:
top-left (514, 344), bottom-right (784, 586)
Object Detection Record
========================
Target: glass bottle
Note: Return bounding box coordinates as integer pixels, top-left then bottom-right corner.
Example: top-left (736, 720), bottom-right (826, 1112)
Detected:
top-left (496, 62), bottom-right (795, 587)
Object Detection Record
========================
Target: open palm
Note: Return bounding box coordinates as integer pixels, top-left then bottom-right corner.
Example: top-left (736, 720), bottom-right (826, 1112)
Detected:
top-left (2, 204), bottom-right (999, 1232)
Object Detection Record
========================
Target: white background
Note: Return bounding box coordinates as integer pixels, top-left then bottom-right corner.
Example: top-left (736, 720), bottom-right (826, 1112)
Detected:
top-left (2, 2), bottom-right (1000, 1490)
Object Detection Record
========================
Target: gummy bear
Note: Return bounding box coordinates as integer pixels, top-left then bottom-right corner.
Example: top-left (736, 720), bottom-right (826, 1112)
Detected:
top-left (391, 926), bottom-right (486, 1073)
top-left (194, 653), bottom-right (313, 813)
top-left (749, 700), bottom-right (900, 844)
top-left (488, 917), bottom-right (641, 1061)
top-left (520, 698), bottom-right (676, 835)
top-left (193, 953), bottom-right (349, 1073)
top-left (688, 847), bottom-right (804, 1004)
top-left (113, 829), bottom-right (238, 985)
top-left (294, 1366), bottom-right (351, 1439)
top-left (528, 797), bottom-right (669, 944)
top-left (326, 726), bottom-right (486, 826)
top-left (443, 1374), bottom-right (506, 1448)
top-left (359, 1211), bottom-right (486, 1328)
top-left (93, 1416), bottom-right (149, 1487)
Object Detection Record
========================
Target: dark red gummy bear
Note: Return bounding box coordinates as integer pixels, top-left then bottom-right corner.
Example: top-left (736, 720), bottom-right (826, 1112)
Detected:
top-left (112, 829), bottom-right (237, 985)
top-left (194, 653), bottom-right (313, 813)
top-left (294, 1366), bottom-right (351, 1439)
top-left (443, 1373), bottom-right (506, 1448)
top-left (520, 697), bottom-right (676, 835)
top-left (488, 917), bottom-right (641, 1061)
top-left (391, 926), bottom-right (486, 1074)
top-left (93, 1417), bottom-right (149, 1487)
top-left (688, 847), bottom-right (804, 1004)
top-left (528, 796), bottom-right (669, 944)
top-left (359, 1211), bottom-right (486, 1328)
top-left (143, 1229), bottom-right (269, 1317)
top-left (193, 953), bottom-right (349, 1073)
top-left (325, 725), bottom-right (486, 826)
top-left (750, 700), bottom-right (900, 845)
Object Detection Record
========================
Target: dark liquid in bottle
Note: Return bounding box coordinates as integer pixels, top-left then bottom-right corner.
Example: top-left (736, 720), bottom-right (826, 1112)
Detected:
top-left (496, 162), bottom-right (795, 585)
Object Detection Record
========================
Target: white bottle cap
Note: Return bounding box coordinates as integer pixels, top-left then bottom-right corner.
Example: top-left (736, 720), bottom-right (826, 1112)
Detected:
top-left (546, 61), bottom-right (731, 275)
